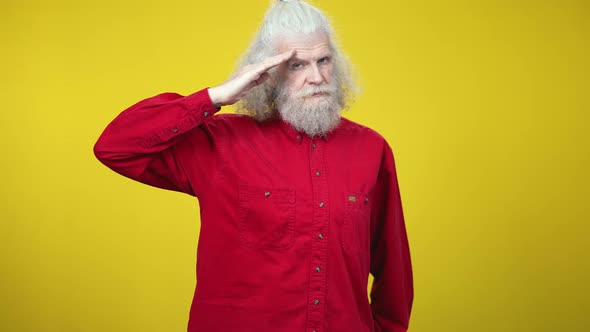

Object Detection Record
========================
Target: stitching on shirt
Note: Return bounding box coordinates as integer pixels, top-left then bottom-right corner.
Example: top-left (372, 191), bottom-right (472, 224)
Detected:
top-left (342, 191), bottom-right (371, 256)
top-left (237, 184), bottom-right (296, 251)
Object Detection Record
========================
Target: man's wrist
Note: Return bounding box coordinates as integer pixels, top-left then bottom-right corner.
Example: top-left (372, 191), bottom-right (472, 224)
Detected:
top-left (207, 86), bottom-right (224, 108)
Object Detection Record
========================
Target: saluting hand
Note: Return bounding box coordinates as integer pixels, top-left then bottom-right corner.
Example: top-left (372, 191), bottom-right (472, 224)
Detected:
top-left (208, 49), bottom-right (295, 107)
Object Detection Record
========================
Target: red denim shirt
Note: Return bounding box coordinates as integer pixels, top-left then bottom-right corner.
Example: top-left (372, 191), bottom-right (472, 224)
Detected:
top-left (94, 88), bottom-right (413, 332)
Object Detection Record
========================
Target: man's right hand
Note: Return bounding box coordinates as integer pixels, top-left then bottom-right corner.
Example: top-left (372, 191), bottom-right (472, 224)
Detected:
top-left (207, 49), bottom-right (295, 108)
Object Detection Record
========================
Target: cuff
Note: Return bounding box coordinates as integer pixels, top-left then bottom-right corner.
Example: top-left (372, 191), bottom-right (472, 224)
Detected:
top-left (184, 88), bottom-right (222, 116)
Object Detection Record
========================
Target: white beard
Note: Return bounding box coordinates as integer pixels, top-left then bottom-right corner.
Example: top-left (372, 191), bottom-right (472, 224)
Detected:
top-left (275, 82), bottom-right (342, 137)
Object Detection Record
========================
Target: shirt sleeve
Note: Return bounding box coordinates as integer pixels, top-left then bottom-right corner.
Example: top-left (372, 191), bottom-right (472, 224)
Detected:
top-left (370, 141), bottom-right (414, 332)
top-left (93, 88), bottom-right (221, 197)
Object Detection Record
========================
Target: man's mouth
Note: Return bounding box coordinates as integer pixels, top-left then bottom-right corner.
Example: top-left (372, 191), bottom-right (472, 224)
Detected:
top-left (310, 92), bottom-right (329, 97)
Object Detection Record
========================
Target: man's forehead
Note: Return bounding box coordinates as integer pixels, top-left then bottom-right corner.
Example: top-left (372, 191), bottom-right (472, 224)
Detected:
top-left (276, 32), bottom-right (331, 56)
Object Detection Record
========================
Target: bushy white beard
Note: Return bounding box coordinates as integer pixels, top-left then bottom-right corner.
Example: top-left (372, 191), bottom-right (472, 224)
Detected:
top-left (275, 82), bottom-right (342, 137)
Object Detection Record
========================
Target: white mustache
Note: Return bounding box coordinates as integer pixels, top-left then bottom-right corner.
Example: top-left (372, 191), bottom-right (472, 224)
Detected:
top-left (295, 86), bottom-right (337, 98)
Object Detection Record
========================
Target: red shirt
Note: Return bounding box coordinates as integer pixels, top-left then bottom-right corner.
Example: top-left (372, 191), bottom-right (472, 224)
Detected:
top-left (94, 88), bottom-right (413, 332)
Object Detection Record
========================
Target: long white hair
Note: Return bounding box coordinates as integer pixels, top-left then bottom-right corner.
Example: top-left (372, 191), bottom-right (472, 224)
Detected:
top-left (235, 0), bottom-right (359, 121)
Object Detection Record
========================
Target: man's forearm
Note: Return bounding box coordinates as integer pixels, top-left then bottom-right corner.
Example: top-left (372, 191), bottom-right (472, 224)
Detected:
top-left (94, 88), bottom-right (220, 193)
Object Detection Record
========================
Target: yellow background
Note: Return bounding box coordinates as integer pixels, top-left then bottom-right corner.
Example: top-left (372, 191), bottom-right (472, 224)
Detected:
top-left (1, 0), bottom-right (588, 331)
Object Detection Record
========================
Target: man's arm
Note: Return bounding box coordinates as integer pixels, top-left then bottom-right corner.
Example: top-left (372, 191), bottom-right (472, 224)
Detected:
top-left (370, 141), bottom-right (414, 332)
top-left (93, 89), bottom-right (221, 196)
top-left (93, 50), bottom-right (296, 195)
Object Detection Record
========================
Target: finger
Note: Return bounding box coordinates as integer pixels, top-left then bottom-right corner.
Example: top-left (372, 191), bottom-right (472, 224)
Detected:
top-left (257, 72), bottom-right (271, 85)
top-left (239, 50), bottom-right (295, 85)
top-left (250, 72), bottom-right (270, 87)
top-left (274, 49), bottom-right (296, 63)
top-left (268, 49), bottom-right (296, 67)
top-left (256, 49), bottom-right (296, 74)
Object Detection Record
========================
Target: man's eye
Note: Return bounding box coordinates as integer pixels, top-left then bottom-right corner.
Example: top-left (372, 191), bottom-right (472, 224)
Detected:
top-left (319, 57), bottom-right (331, 64)
top-left (290, 63), bottom-right (303, 70)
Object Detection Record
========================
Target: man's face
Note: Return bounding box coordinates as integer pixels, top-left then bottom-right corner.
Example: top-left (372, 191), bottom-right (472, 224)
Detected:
top-left (276, 32), bottom-right (334, 102)
top-left (273, 32), bottom-right (342, 137)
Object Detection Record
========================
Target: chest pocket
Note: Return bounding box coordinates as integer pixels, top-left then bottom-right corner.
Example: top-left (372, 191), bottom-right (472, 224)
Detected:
top-left (238, 184), bottom-right (296, 250)
top-left (341, 192), bottom-right (371, 255)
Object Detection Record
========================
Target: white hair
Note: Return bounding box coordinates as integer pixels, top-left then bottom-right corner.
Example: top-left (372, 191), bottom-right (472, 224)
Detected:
top-left (235, 0), bottom-right (358, 121)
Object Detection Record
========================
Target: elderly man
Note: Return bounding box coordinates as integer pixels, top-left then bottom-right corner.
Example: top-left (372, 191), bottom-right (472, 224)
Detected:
top-left (94, 1), bottom-right (413, 331)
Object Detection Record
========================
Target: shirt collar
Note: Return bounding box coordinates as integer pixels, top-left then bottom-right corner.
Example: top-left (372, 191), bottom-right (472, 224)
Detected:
top-left (274, 116), bottom-right (337, 144)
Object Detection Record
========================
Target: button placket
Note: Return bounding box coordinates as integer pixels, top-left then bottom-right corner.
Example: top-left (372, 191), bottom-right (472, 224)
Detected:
top-left (306, 139), bottom-right (329, 331)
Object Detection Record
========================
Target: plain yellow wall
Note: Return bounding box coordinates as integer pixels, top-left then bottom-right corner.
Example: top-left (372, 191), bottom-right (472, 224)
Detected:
top-left (1, 0), bottom-right (588, 331)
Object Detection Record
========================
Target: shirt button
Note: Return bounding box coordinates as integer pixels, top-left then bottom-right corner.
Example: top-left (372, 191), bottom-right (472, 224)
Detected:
top-left (264, 191), bottom-right (271, 197)
top-left (315, 266), bottom-right (321, 272)
top-left (365, 197), bottom-right (369, 203)
top-left (172, 128), bottom-right (178, 133)
top-left (318, 233), bottom-right (324, 239)
top-left (296, 135), bottom-right (301, 140)
top-left (312, 143), bottom-right (316, 149)
top-left (204, 111), bottom-right (209, 117)
top-left (313, 299), bottom-right (320, 305)
top-left (315, 171), bottom-right (321, 176)
top-left (319, 202), bottom-right (325, 207)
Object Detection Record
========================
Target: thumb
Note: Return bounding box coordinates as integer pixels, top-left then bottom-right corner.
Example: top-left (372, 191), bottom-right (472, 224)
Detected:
top-left (256, 72), bottom-right (271, 86)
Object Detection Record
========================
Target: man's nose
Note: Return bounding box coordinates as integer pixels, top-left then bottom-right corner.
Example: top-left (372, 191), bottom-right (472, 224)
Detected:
top-left (306, 65), bottom-right (324, 85)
